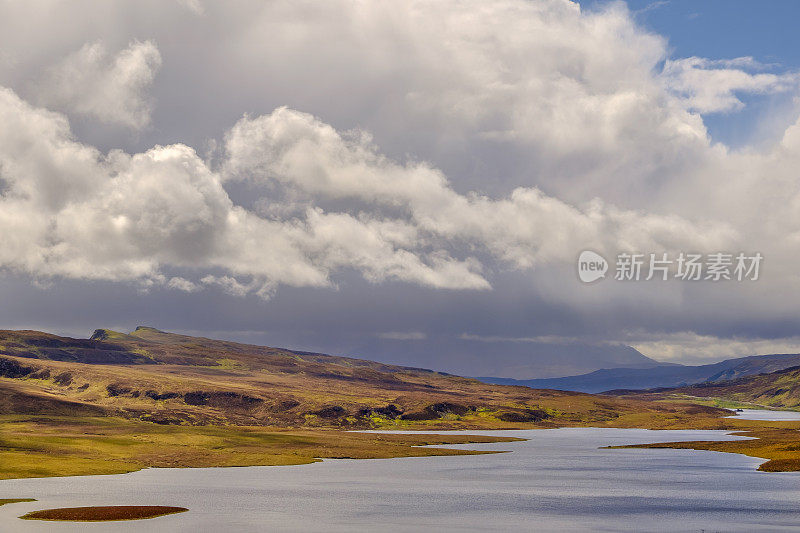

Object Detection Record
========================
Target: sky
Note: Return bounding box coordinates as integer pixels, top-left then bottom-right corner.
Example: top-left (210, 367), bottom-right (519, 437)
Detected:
top-left (2, 0), bottom-right (800, 374)
top-left (588, 0), bottom-right (800, 148)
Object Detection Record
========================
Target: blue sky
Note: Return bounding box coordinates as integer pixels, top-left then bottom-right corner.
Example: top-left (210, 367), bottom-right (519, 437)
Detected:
top-left (584, 0), bottom-right (800, 147)
top-left (580, 1), bottom-right (800, 67)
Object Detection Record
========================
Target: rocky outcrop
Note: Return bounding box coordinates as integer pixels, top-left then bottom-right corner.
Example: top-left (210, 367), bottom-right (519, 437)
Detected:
top-left (0, 357), bottom-right (34, 378)
top-left (497, 408), bottom-right (550, 423)
top-left (400, 402), bottom-right (470, 420)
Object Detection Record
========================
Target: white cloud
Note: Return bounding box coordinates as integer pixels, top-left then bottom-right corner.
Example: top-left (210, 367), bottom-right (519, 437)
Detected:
top-left (0, 84), bottom-right (737, 299)
top-left (176, 0), bottom-right (204, 16)
top-left (225, 107), bottom-right (736, 270)
top-left (662, 56), bottom-right (799, 114)
top-left (630, 332), bottom-right (800, 363)
top-left (35, 40), bottom-right (162, 129)
top-left (459, 334), bottom-right (588, 344)
top-left (0, 87), bottom-right (494, 296)
top-left (166, 277), bottom-right (199, 292)
top-left (378, 331), bottom-right (427, 340)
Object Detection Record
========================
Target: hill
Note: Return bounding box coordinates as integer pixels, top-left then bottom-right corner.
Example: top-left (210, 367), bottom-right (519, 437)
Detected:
top-left (0, 327), bottom-right (724, 429)
top-left (11, 327), bottom-right (800, 480)
top-left (478, 353), bottom-right (800, 393)
top-left (634, 364), bottom-right (800, 409)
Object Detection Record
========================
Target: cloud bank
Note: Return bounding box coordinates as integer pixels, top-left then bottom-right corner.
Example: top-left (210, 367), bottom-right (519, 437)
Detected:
top-left (1, 0), bottom-right (800, 362)
top-left (0, 89), bottom-right (732, 297)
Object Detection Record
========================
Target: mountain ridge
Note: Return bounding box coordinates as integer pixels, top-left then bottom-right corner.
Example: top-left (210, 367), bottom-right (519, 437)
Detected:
top-left (476, 353), bottom-right (800, 393)
top-left (345, 338), bottom-right (665, 379)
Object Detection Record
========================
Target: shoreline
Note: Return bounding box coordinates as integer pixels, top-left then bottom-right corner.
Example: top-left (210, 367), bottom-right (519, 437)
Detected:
top-left (2, 425), bottom-right (789, 529)
top-left (2, 415), bottom-right (799, 483)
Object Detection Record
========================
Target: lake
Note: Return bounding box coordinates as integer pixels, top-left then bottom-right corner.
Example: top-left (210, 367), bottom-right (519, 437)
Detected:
top-left (726, 408), bottom-right (800, 421)
top-left (2, 411), bottom-right (800, 532)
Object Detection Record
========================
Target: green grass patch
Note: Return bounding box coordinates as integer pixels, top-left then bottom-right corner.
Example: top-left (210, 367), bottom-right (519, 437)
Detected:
top-left (0, 498), bottom-right (36, 506)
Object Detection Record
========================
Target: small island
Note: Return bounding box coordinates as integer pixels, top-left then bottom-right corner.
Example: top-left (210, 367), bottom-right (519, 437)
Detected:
top-left (0, 498), bottom-right (36, 506)
top-left (19, 505), bottom-right (188, 522)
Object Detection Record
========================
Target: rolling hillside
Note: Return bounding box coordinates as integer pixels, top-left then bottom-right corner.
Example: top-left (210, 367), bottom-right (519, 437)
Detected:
top-left (0, 327), bottom-right (726, 429)
top-left (13, 327), bottom-right (800, 480)
top-left (643, 364), bottom-right (800, 409)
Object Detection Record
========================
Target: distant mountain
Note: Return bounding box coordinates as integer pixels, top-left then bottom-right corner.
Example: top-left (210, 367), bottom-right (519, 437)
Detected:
top-left (477, 353), bottom-right (800, 393)
top-left (344, 338), bottom-right (663, 379)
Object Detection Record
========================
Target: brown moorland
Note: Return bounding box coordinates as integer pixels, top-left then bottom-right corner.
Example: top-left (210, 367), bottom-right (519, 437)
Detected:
top-left (0, 327), bottom-right (731, 430)
top-left (603, 364), bottom-right (800, 470)
top-left (608, 418), bottom-right (800, 472)
top-left (627, 364), bottom-right (800, 410)
top-left (20, 505), bottom-right (188, 521)
top-left (2, 327), bottom-right (800, 478)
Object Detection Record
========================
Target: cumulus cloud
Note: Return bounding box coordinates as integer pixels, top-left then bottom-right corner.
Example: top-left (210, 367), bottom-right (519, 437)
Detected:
top-left (0, 85), bottom-right (737, 300)
top-left (0, 87), bottom-right (495, 295)
top-left (662, 56), bottom-right (799, 114)
top-left (629, 332), bottom-right (800, 363)
top-left (34, 40), bottom-right (162, 129)
top-left (167, 277), bottom-right (199, 292)
top-left (225, 107), bottom-right (735, 270)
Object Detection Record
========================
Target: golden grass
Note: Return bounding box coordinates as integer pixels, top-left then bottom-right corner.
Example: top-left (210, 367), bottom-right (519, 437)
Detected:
top-left (0, 350), bottom-right (737, 431)
top-left (0, 414), bottom-right (522, 480)
top-left (4, 406), bottom-right (800, 480)
top-left (0, 498), bottom-right (36, 506)
top-left (607, 418), bottom-right (800, 472)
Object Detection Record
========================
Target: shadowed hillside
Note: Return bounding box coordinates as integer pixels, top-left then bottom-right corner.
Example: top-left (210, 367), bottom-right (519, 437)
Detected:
top-left (627, 364), bottom-right (800, 409)
top-left (0, 327), bottom-right (727, 429)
